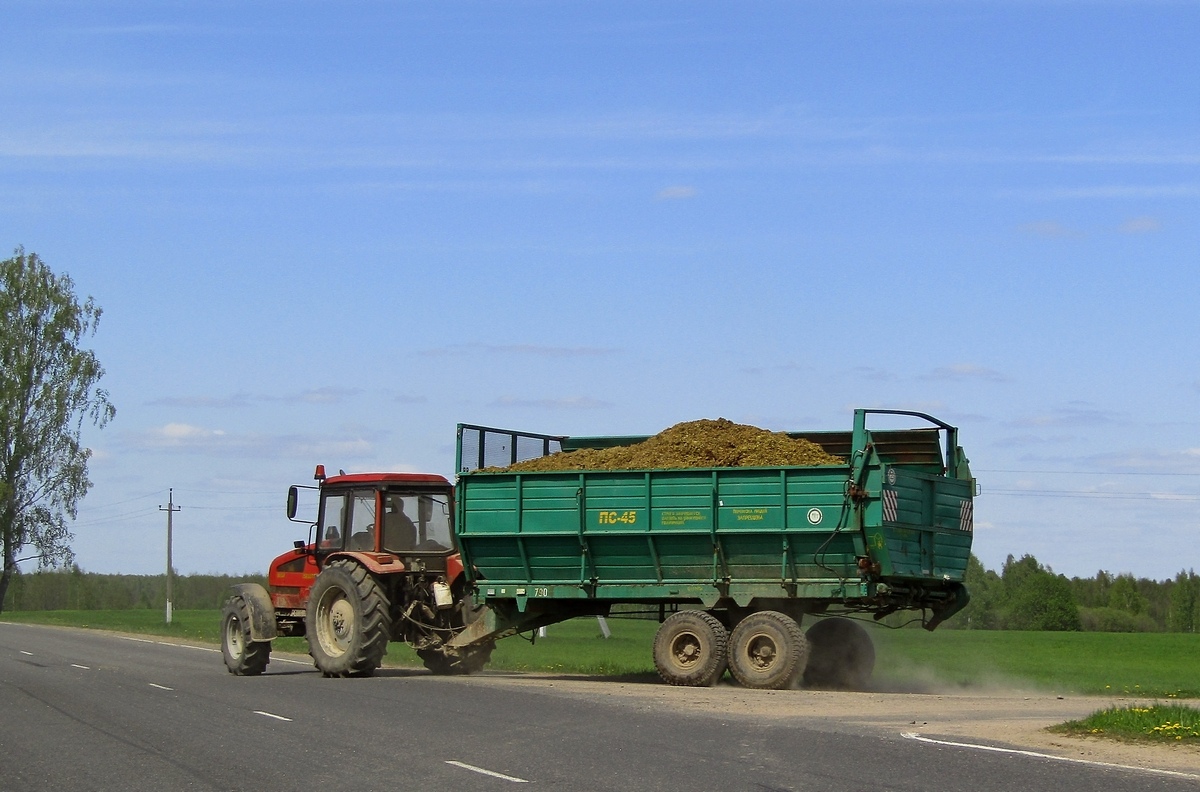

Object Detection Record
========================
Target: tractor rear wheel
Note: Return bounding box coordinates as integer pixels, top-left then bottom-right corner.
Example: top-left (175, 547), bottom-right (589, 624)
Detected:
top-left (727, 611), bottom-right (808, 690)
top-left (652, 611), bottom-right (728, 686)
top-left (802, 617), bottom-right (875, 690)
top-left (306, 560), bottom-right (392, 677)
top-left (221, 595), bottom-right (271, 675)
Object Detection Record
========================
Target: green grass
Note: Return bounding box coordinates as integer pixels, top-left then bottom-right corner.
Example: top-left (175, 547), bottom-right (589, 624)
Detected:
top-left (1051, 704), bottom-right (1200, 744)
top-left (871, 628), bottom-right (1200, 698)
top-left (5, 610), bottom-right (1199, 698)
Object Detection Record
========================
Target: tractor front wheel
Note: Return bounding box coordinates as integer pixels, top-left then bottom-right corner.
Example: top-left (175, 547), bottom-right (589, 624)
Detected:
top-left (221, 595), bottom-right (271, 676)
top-left (306, 560), bottom-right (392, 677)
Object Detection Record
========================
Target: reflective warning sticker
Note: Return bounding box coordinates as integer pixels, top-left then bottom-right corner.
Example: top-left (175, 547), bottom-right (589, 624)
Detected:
top-left (883, 490), bottom-right (898, 523)
top-left (959, 499), bottom-right (974, 532)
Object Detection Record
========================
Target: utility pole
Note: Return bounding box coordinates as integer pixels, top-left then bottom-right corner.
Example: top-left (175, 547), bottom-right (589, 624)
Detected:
top-left (159, 489), bottom-right (181, 625)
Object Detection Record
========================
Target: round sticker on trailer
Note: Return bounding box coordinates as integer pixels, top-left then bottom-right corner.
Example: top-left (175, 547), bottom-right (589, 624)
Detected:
top-left (807, 508), bottom-right (823, 525)
top-left (886, 468), bottom-right (897, 485)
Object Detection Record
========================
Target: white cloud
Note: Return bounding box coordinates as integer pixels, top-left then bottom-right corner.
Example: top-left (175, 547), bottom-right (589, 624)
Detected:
top-left (1119, 216), bottom-right (1162, 234)
top-left (147, 393), bottom-right (252, 409)
top-left (656, 185), bottom-right (697, 200)
top-left (991, 433), bottom-right (1075, 449)
top-left (141, 422), bottom-right (227, 447)
top-left (490, 395), bottom-right (612, 410)
top-left (1014, 406), bottom-right (1121, 428)
top-left (850, 366), bottom-right (899, 382)
top-left (1012, 183), bottom-right (1200, 200)
top-left (1018, 220), bottom-right (1082, 238)
top-left (922, 363), bottom-right (1008, 383)
top-left (122, 423), bottom-right (378, 459)
top-left (293, 387), bottom-right (359, 405)
top-left (1084, 449), bottom-right (1200, 474)
top-left (147, 388), bottom-right (358, 408)
top-left (421, 342), bottom-right (615, 358)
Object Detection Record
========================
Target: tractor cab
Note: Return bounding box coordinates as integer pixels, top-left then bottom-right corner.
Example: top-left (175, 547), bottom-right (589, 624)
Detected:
top-left (287, 466), bottom-right (457, 565)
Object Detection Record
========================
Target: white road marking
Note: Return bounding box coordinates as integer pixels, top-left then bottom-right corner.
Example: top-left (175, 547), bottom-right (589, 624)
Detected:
top-left (71, 664), bottom-right (90, 670)
top-left (444, 760), bottom-right (529, 783)
top-left (902, 733), bottom-right (1200, 780)
top-left (20, 650), bottom-right (33, 656)
top-left (156, 641), bottom-right (220, 654)
top-left (271, 655), bottom-right (309, 666)
top-left (148, 683), bottom-right (174, 691)
top-left (122, 632), bottom-right (306, 667)
top-left (253, 710), bottom-right (292, 722)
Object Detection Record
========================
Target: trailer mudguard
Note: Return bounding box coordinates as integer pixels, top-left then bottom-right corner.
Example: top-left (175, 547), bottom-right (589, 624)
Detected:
top-left (231, 583), bottom-right (277, 642)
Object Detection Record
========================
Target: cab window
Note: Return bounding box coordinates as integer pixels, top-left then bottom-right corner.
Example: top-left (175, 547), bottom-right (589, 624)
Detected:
top-left (318, 493), bottom-right (347, 550)
top-left (346, 490), bottom-right (378, 551)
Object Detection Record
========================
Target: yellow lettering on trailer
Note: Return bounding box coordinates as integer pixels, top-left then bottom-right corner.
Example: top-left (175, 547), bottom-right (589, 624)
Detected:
top-left (660, 510), bottom-right (706, 526)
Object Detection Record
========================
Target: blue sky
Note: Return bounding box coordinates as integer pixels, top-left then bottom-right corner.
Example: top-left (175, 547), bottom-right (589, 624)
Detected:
top-left (3, 1), bottom-right (1198, 579)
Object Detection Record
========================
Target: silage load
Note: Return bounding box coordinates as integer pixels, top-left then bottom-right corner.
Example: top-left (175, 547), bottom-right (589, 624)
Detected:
top-left (491, 418), bottom-right (843, 472)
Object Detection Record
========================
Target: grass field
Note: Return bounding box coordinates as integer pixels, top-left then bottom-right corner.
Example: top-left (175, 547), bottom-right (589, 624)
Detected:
top-left (4, 609), bottom-right (1198, 698)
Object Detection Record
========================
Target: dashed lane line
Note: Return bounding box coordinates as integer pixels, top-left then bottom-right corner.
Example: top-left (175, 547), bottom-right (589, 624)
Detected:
top-left (253, 710), bottom-right (292, 722)
top-left (115, 634), bottom-right (309, 665)
top-left (149, 683), bottom-right (174, 691)
top-left (71, 664), bottom-right (90, 670)
top-left (445, 761), bottom-right (529, 783)
top-left (902, 733), bottom-right (1200, 780)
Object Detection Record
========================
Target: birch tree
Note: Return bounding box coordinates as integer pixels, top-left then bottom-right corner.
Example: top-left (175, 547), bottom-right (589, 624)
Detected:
top-left (0, 248), bottom-right (114, 611)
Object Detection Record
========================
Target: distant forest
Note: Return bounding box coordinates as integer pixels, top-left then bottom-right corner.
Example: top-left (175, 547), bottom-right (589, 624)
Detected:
top-left (1, 568), bottom-right (266, 613)
top-left (2, 557), bottom-right (1199, 633)
top-left (949, 554), bottom-right (1200, 633)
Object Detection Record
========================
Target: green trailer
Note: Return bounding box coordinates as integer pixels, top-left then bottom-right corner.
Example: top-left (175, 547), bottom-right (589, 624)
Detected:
top-left (447, 409), bottom-right (975, 690)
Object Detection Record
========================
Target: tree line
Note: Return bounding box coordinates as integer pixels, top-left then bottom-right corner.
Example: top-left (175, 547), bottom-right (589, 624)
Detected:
top-left (948, 554), bottom-right (1200, 632)
top-left (5, 556), bottom-right (1199, 633)
top-left (1, 566), bottom-right (265, 612)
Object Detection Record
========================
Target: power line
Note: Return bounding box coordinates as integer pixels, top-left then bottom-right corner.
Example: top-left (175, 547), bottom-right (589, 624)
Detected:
top-left (72, 507), bottom-right (160, 527)
top-left (987, 489), bottom-right (1200, 502)
top-left (81, 489), bottom-right (168, 510)
top-left (979, 468), bottom-right (1200, 477)
top-left (185, 505), bottom-right (279, 512)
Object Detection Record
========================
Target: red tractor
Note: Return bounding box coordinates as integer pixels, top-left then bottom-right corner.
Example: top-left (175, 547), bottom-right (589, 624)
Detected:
top-left (220, 465), bottom-right (492, 677)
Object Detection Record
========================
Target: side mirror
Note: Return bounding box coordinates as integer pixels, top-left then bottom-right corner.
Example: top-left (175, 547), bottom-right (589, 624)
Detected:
top-left (286, 486), bottom-right (299, 520)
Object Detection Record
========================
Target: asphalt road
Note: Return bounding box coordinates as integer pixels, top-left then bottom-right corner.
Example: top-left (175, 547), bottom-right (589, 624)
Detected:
top-left (0, 622), bottom-right (1194, 792)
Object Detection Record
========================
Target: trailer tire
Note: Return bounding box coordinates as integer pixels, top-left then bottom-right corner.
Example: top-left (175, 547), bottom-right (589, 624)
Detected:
top-left (802, 617), bottom-right (875, 690)
top-left (221, 595), bottom-right (271, 675)
top-left (653, 610), bottom-right (729, 687)
top-left (306, 560), bottom-right (392, 677)
top-left (727, 611), bottom-right (808, 690)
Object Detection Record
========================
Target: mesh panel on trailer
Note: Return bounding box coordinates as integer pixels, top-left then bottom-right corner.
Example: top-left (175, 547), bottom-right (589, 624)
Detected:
top-left (458, 425), bottom-right (565, 472)
top-left (459, 430), bottom-right (482, 474)
top-left (517, 434), bottom-right (562, 462)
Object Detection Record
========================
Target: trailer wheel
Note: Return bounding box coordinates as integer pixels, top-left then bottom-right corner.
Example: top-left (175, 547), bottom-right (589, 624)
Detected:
top-left (653, 611), bottom-right (729, 686)
top-left (306, 560), bottom-right (392, 677)
top-left (727, 611), bottom-right (808, 690)
top-left (802, 617), bottom-right (875, 690)
top-left (221, 595), bottom-right (272, 675)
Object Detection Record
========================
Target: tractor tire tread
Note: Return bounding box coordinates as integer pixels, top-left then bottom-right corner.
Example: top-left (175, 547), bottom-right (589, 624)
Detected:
top-left (307, 560), bottom-right (392, 677)
top-left (221, 595), bottom-right (271, 676)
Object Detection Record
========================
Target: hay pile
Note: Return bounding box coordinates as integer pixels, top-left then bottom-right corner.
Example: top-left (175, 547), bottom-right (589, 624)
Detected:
top-left (490, 418), bottom-right (842, 472)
